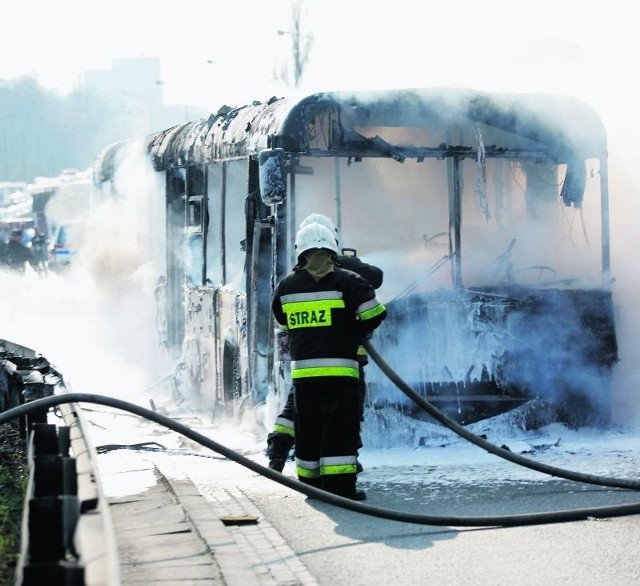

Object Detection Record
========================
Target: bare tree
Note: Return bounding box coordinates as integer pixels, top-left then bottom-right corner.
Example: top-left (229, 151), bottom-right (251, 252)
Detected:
top-left (276, 0), bottom-right (314, 88)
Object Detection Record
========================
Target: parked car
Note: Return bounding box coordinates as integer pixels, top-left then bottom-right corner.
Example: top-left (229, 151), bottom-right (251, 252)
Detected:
top-left (48, 224), bottom-right (77, 272)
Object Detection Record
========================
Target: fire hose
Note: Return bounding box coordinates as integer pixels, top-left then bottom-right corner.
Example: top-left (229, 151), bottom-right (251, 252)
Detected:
top-left (2, 382), bottom-right (640, 527)
top-left (362, 338), bottom-right (640, 491)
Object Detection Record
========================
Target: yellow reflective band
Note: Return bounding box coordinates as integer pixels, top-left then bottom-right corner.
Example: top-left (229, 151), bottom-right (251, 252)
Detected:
top-left (273, 423), bottom-right (294, 437)
top-left (360, 302), bottom-right (386, 321)
top-left (296, 466), bottom-right (320, 478)
top-left (282, 299), bottom-right (345, 329)
top-left (292, 366), bottom-right (360, 379)
top-left (320, 463), bottom-right (358, 476)
top-left (357, 297), bottom-right (380, 313)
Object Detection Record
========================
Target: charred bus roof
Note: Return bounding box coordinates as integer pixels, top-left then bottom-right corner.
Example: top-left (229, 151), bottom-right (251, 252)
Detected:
top-left (93, 87), bottom-right (607, 183)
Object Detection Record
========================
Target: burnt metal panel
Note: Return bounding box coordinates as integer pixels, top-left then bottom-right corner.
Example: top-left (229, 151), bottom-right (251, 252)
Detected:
top-left (93, 87), bottom-right (608, 182)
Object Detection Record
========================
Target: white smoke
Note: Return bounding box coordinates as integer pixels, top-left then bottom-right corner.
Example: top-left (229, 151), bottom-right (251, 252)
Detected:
top-left (0, 147), bottom-right (169, 405)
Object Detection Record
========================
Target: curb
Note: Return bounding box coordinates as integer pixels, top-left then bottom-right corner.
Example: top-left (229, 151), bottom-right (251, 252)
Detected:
top-left (156, 460), bottom-right (318, 585)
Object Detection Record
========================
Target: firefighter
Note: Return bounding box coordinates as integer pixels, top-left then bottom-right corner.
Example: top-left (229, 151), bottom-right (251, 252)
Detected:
top-left (266, 214), bottom-right (383, 472)
top-left (30, 228), bottom-right (50, 277)
top-left (2, 230), bottom-right (38, 274)
top-left (271, 221), bottom-right (386, 500)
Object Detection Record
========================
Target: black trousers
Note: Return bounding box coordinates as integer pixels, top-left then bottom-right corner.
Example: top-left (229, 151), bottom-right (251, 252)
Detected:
top-left (267, 366), bottom-right (367, 460)
top-left (294, 378), bottom-right (361, 496)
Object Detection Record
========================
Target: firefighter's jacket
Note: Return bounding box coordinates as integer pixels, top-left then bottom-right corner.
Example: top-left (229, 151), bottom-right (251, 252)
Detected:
top-left (337, 254), bottom-right (383, 364)
top-left (272, 264), bottom-right (387, 382)
top-left (337, 254), bottom-right (383, 289)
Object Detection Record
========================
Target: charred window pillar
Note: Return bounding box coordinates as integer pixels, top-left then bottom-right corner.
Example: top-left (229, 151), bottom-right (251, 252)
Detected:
top-left (185, 165), bottom-right (206, 285)
top-left (448, 156), bottom-right (462, 288)
top-left (165, 169), bottom-right (187, 353)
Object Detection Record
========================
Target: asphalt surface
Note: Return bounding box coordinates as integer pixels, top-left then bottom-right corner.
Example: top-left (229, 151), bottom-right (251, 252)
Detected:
top-left (97, 438), bottom-right (640, 585)
top-left (186, 458), bottom-right (640, 585)
top-left (87, 393), bottom-right (640, 586)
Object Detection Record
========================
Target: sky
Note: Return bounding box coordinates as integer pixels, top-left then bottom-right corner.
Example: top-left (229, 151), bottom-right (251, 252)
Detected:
top-left (0, 1), bottom-right (636, 114)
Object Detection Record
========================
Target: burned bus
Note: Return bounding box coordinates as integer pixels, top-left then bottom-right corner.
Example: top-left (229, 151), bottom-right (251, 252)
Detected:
top-left (93, 87), bottom-right (618, 428)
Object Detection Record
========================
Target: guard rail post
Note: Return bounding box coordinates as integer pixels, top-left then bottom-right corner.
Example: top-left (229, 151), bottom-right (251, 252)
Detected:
top-left (18, 422), bottom-right (84, 584)
top-left (1, 339), bottom-right (120, 586)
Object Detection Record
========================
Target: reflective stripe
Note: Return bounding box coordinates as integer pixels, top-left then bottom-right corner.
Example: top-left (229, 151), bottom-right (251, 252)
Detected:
top-left (281, 291), bottom-right (342, 303)
top-left (321, 455), bottom-right (357, 466)
top-left (357, 296), bottom-right (386, 321)
top-left (273, 423), bottom-right (293, 436)
top-left (273, 416), bottom-right (294, 437)
top-left (292, 358), bottom-right (359, 369)
top-left (275, 416), bottom-right (294, 427)
top-left (292, 366), bottom-right (359, 379)
top-left (291, 357), bottom-right (360, 379)
top-left (357, 297), bottom-right (380, 314)
top-left (321, 463), bottom-right (358, 475)
top-left (296, 458), bottom-right (320, 478)
top-left (357, 345), bottom-right (369, 364)
top-left (320, 455), bottom-right (358, 476)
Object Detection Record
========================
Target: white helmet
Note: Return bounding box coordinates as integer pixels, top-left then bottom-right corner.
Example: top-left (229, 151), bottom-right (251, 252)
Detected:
top-left (299, 213), bottom-right (338, 245)
top-left (295, 222), bottom-right (338, 257)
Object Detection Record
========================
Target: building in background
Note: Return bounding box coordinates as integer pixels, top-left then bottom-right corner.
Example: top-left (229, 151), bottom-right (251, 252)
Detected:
top-left (0, 57), bottom-right (209, 182)
top-left (82, 58), bottom-right (165, 136)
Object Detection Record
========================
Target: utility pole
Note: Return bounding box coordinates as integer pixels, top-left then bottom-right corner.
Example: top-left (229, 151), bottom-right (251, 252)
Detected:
top-left (277, 0), bottom-right (313, 88)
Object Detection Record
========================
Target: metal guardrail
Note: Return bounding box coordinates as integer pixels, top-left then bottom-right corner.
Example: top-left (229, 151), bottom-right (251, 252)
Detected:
top-left (1, 339), bottom-right (120, 586)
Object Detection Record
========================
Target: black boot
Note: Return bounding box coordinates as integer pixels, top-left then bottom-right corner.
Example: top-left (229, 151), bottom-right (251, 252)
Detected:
top-left (268, 457), bottom-right (286, 472)
top-left (300, 476), bottom-right (323, 499)
top-left (349, 489), bottom-right (367, 501)
top-left (322, 473), bottom-right (361, 500)
top-left (266, 432), bottom-right (293, 472)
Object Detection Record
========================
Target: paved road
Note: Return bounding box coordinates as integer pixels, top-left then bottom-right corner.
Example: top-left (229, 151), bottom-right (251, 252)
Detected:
top-left (88, 401), bottom-right (640, 585)
top-left (179, 453), bottom-right (640, 585)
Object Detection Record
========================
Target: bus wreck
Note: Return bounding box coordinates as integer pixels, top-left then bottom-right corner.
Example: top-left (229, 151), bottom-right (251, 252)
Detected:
top-left (94, 87), bottom-right (618, 429)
